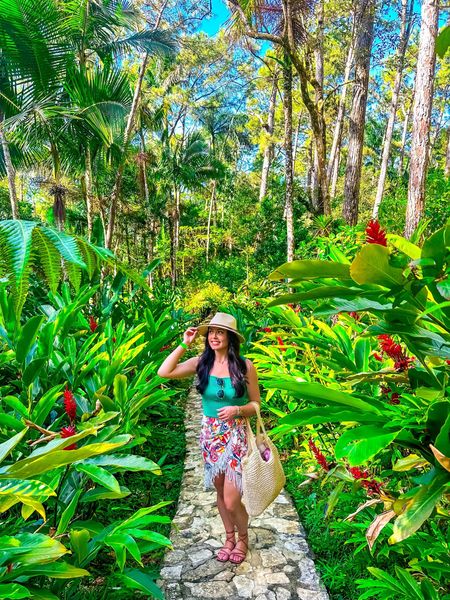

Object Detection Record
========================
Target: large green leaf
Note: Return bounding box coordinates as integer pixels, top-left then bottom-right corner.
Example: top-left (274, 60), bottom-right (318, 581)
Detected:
top-left (434, 412), bottom-right (450, 459)
top-left (0, 533), bottom-right (68, 566)
top-left (15, 316), bottom-right (45, 364)
top-left (386, 234), bottom-right (421, 260)
top-left (0, 478), bottom-right (56, 502)
top-left (105, 533), bottom-right (142, 565)
top-left (0, 428), bottom-right (27, 462)
top-left (75, 464), bottom-right (120, 493)
top-left (80, 454), bottom-right (162, 474)
top-left (70, 529), bottom-right (90, 566)
top-left (119, 568), bottom-right (164, 600)
top-left (280, 407), bottom-right (382, 427)
top-left (264, 380), bottom-right (382, 414)
top-left (335, 425), bottom-right (402, 465)
top-left (80, 485), bottom-right (131, 503)
top-left (350, 244), bottom-right (404, 288)
top-left (56, 490), bottom-right (82, 536)
top-left (2, 562), bottom-right (89, 581)
top-left (267, 286), bottom-right (362, 307)
top-left (0, 584), bottom-right (30, 599)
top-left (22, 358), bottom-right (48, 387)
top-left (436, 24), bottom-right (450, 58)
top-left (0, 436), bottom-right (131, 478)
top-left (389, 471), bottom-right (448, 543)
top-left (269, 260), bottom-right (350, 281)
top-left (30, 385), bottom-right (65, 426)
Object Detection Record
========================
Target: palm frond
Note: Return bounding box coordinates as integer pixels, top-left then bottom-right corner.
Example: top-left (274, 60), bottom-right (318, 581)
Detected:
top-left (0, 0), bottom-right (70, 93)
top-left (0, 220), bottom-right (37, 318)
top-left (101, 29), bottom-right (178, 58)
top-left (32, 227), bottom-right (62, 294)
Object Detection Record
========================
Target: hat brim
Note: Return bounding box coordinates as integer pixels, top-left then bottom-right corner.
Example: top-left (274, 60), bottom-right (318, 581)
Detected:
top-left (197, 323), bottom-right (245, 343)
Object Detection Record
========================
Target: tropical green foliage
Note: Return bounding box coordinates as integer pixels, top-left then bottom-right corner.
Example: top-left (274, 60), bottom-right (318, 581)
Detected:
top-left (245, 219), bottom-right (450, 597)
top-left (0, 223), bottom-right (193, 598)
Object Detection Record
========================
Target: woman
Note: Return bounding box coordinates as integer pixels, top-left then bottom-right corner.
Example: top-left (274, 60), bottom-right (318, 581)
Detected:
top-left (157, 312), bottom-right (260, 565)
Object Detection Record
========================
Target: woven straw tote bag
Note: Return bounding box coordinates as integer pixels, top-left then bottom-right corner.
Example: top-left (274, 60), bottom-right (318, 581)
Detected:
top-left (242, 402), bottom-right (286, 517)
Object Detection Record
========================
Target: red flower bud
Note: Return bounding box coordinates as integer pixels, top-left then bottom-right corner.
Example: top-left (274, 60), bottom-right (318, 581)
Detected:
top-left (89, 315), bottom-right (98, 333)
top-left (389, 393), bottom-right (400, 405)
top-left (63, 387), bottom-right (77, 421)
top-left (61, 425), bottom-right (77, 450)
top-left (308, 438), bottom-right (330, 472)
top-left (365, 220), bottom-right (387, 246)
top-left (277, 336), bottom-right (286, 351)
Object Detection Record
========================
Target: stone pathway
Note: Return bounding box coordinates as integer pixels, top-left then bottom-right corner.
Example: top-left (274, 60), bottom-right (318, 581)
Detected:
top-left (158, 387), bottom-right (329, 600)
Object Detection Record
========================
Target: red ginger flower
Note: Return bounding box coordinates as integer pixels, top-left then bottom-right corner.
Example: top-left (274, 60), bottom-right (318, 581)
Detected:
top-left (63, 387), bottom-right (77, 421)
top-left (373, 352), bottom-right (383, 362)
top-left (389, 392), bottom-right (401, 405)
top-left (365, 220), bottom-right (387, 246)
top-left (308, 439), bottom-right (330, 472)
top-left (348, 466), bottom-right (382, 495)
top-left (377, 335), bottom-right (413, 372)
top-left (89, 315), bottom-right (98, 333)
top-left (378, 335), bottom-right (402, 359)
top-left (262, 327), bottom-right (272, 333)
top-left (277, 336), bottom-right (286, 351)
top-left (446, 360), bottom-right (450, 365)
top-left (61, 425), bottom-right (77, 450)
top-left (349, 312), bottom-right (361, 321)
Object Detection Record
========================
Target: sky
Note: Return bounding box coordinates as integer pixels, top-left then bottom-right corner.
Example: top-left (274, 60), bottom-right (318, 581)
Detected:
top-left (198, 0), bottom-right (231, 36)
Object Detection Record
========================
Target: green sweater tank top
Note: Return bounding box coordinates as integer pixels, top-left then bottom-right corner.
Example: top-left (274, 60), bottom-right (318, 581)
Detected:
top-left (201, 375), bottom-right (248, 418)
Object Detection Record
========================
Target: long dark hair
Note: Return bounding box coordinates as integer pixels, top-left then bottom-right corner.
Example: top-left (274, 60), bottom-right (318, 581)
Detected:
top-left (196, 329), bottom-right (247, 398)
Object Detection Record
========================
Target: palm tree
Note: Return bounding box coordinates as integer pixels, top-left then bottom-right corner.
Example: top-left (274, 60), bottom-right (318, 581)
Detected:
top-left (155, 129), bottom-right (220, 286)
top-left (0, 0), bottom-right (176, 236)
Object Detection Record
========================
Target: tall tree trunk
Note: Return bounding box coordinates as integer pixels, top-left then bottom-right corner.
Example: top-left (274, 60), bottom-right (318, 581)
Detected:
top-left (404, 0), bottom-right (439, 239)
top-left (445, 127), bottom-right (450, 178)
top-left (283, 51), bottom-right (294, 262)
top-left (169, 187), bottom-right (180, 287)
top-left (311, 0), bottom-right (324, 211)
top-left (372, 0), bottom-right (413, 219)
top-left (306, 139), bottom-right (313, 203)
top-left (106, 53), bottom-right (149, 250)
top-left (330, 137), bottom-right (341, 199)
top-left (206, 179), bottom-right (216, 262)
top-left (259, 70), bottom-right (278, 201)
top-left (85, 147), bottom-right (94, 241)
top-left (398, 88), bottom-right (414, 175)
top-left (343, 0), bottom-right (375, 225)
top-left (326, 39), bottom-right (354, 191)
top-left (0, 120), bottom-right (19, 220)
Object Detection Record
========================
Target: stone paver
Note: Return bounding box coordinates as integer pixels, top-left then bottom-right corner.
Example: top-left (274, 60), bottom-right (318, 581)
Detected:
top-left (159, 388), bottom-right (329, 599)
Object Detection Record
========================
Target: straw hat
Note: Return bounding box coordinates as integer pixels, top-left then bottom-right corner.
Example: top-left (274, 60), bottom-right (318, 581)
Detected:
top-left (197, 312), bottom-right (245, 343)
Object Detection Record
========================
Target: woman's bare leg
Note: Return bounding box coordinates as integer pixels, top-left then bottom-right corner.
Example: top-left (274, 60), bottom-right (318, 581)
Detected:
top-left (223, 475), bottom-right (248, 562)
top-left (213, 473), bottom-right (236, 560)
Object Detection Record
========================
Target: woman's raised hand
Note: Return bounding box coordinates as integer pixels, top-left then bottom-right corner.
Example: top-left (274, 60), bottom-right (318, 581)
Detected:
top-left (183, 327), bottom-right (198, 346)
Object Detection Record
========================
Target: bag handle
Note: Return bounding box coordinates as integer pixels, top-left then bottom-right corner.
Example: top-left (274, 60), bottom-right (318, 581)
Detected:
top-left (247, 401), bottom-right (270, 445)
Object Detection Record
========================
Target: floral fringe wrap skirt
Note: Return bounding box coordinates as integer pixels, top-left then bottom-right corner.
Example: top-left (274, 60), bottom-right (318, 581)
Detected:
top-left (199, 416), bottom-right (248, 496)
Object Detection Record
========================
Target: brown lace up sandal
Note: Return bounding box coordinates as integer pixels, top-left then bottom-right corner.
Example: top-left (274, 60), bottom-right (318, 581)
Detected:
top-left (229, 531), bottom-right (248, 565)
top-left (216, 529), bottom-right (236, 562)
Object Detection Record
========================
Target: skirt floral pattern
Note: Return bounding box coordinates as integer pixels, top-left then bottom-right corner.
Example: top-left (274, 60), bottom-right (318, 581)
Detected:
top-left (199, 416), bottom-right (248, 495)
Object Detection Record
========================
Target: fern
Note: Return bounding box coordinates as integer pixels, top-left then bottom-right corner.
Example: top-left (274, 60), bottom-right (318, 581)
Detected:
top-left (0, 220), bottom-right (153, 320)
top-left (32, 227), bottom-right (62, 294)
top-left (0, 220), bottom-right (37, 319)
